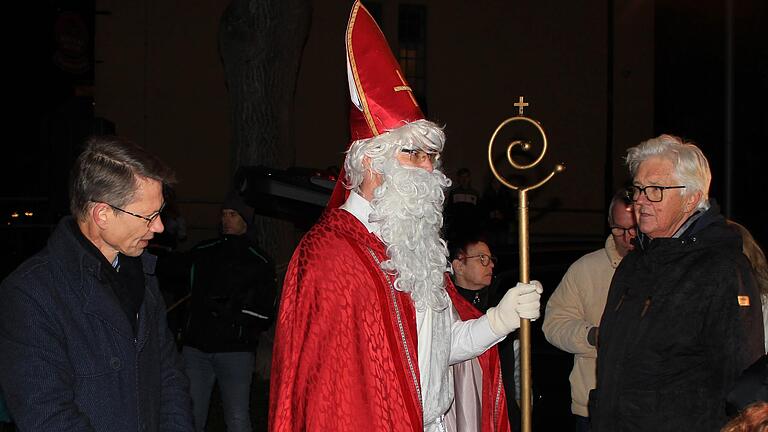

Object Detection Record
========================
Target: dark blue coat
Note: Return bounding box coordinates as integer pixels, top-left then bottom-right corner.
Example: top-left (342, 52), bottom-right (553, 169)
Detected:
top-left (183, 234), bottom-right (277, 353)
top-left (590, 206), bottom-right (765, 431)
top-left (0, 218), bottom-right (194, 431)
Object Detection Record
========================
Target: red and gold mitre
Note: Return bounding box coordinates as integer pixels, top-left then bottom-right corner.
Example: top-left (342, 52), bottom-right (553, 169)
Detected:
top-left (346, 0), bottom-right (424, 140)
top-left (327, 0), bottom-right (425, 208)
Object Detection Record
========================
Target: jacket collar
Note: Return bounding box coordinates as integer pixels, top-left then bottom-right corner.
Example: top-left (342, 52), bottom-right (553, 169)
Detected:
top-left (633, 201), bottom-right (735, 260)
top-left (634, 201), bottom-right (723, 251)
top-left (47, 217), bottom-right (156, 340)
top-left (604, 235), bottom-right (624, 269)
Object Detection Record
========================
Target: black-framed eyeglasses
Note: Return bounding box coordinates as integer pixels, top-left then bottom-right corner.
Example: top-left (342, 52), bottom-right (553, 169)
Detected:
top-left (108, 202), bottom-right (165, 226)
top-left (627, 185), bottom-right (685, 203)
top-left (463, 254), bottom-right (497, 267)
top-left (610, 226), bottom-right (637, 237)
top-left (400, 148), bottom-right (439, 164)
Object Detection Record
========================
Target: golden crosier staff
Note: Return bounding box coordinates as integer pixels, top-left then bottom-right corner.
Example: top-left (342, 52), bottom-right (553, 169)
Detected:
top-left (487, 96), bottom-right (564, 432)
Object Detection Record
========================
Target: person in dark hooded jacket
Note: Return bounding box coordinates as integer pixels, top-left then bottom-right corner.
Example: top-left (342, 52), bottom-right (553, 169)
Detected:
top-left (589, 134), bottom-right (764, 432)
top-left (182, 194), bottom-right (277, 432)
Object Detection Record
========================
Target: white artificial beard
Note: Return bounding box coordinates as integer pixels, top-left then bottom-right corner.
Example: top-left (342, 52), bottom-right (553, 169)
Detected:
top-left (369, 157), bottom-right (452, 312)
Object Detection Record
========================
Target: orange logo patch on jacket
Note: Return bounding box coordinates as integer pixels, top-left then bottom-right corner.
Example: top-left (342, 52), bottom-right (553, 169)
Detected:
top-left (737, 295), bottom-right (750, 307)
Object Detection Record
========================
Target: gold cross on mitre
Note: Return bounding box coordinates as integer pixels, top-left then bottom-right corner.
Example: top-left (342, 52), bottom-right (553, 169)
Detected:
top-left (394, 69), bottom-right (418, 107)
top-left (514, 95), bottom-right (529, 115)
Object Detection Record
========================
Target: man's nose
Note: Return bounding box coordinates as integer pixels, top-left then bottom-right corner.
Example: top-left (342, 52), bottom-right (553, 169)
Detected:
top-left (151, 216), bottom-right (165, 233)
top-left (420, 158), bottom-right (434, 173)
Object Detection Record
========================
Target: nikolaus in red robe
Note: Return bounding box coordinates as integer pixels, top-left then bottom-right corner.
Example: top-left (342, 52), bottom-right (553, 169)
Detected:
top-left (269, 208), bottom-right (510, 431)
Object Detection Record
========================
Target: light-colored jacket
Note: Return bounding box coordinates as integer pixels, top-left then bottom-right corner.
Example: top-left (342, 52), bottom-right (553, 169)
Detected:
top-left (542, 235), bottom-right (623, 417)
top-left (762, 293), bottom-right (768, 352)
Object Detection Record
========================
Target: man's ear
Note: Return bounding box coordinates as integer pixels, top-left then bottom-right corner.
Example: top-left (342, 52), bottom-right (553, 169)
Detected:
top-left (359, 156), bottom-right (383, 201)
top-left (91, 203), bottom-right (111, 229)
top-left (684, 190), bottom-right (703, 213)
top-left (452, 258), bottom-right (463, 275)
top-left (362, 155), bottom-right (378, 180)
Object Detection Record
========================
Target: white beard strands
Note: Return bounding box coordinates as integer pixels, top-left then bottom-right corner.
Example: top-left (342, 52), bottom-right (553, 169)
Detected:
top-left (370, 157), bottom-right (452, 312)
top-left (343, 120), bottom-right (452, 311)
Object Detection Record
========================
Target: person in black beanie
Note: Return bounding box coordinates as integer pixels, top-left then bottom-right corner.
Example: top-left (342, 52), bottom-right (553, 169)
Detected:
top-left (182, 193), bottom-right (277, 432)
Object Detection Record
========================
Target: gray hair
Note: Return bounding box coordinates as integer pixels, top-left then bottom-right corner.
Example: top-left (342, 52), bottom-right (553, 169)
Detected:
top-left (625, 134), bottom-right (711, 211)
top-left (69, 136), bottom-right (176, 221)
top-left (344, 119), bottom-right (445, 192)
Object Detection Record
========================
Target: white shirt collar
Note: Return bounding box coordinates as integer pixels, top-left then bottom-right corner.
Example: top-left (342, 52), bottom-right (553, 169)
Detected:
top-left (339, 191), bottom-right (379, 235)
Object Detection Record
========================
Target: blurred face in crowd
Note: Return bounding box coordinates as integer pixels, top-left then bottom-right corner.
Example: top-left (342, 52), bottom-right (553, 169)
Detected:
top-left (453, 241), bottom-right (495, 290)
top-left (221, 209), bottom-right (247, 235)
top-left (457, 172), bottom-right (471, 188)
top-left (611, 203), bottom-right (636, 257)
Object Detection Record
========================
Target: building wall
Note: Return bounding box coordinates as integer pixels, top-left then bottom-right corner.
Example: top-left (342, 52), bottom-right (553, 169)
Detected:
top-left (94, 0), bottom-right (655, 245)
top-left (95, 0), bottom-right (232, 243)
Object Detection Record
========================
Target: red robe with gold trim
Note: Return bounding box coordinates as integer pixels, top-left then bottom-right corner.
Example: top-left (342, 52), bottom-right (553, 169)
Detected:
top-left (269, 209), bottom-right (510, 431)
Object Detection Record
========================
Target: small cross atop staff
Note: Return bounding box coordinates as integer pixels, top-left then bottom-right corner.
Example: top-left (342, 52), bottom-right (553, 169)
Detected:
top-left (514, 95), bottom-right (529, 115)
top-left (487, 97), bottom-right (565, 432)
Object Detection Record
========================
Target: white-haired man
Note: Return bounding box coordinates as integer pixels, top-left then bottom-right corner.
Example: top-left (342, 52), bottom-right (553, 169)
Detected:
top-left (269, 3), bottom-right (542, 432)
top-left (589, 135), bottom-right (764, 432)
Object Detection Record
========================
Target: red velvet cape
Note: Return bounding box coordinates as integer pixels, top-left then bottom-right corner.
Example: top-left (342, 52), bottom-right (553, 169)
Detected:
top-left (269, 209), bottom-right (510, 431)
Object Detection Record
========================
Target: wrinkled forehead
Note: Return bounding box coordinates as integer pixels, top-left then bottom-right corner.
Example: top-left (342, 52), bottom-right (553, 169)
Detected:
top-left (465, 241), bottom-right (491, 256)
top-left (613, 206), bottom-right (635, 226)
top-left (634, 156), bottom-right (677, 184)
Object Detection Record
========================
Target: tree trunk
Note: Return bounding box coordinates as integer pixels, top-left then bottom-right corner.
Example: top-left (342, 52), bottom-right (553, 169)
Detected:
top-left (218, 0), bottom-right (312, 274)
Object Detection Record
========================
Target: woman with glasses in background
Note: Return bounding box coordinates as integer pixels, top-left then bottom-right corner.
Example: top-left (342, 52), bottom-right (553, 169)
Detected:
top-left (449, 235), bottom-right (522, 432)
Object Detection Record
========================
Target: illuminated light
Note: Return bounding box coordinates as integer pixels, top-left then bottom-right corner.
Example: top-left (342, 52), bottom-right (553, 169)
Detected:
top-left (25, 211), bottom-right (34, 217)
top-left (11, 212), bottom-right (19, 218)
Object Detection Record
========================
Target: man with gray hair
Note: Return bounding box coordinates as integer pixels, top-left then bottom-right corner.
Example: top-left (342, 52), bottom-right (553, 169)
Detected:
top-left (269, 3), bottom-right (542, 431)
top-left (0, 136), bottom-right (194, 431)
top-left (589, 134), bottom-right (764, 431)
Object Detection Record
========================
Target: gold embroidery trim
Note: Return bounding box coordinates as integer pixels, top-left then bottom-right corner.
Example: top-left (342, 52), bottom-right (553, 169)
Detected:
top-left (346, 1), bottom-right (379, 137)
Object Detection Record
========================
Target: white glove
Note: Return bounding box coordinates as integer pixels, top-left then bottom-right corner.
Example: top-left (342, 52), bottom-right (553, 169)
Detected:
top-left (486, 281), bottom-right (543, 336)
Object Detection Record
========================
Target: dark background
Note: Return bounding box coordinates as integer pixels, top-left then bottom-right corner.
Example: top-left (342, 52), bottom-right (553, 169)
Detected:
top-left (1, 0), bottom-right (766, 431)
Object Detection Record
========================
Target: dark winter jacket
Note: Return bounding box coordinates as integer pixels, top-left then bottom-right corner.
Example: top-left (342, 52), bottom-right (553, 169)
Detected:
top-left (590, 204), bottom-right (764, 432)
top-left (0, 217), bottom-right (194, 432)
top-left (183, 234), bottom-right (277, 352)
